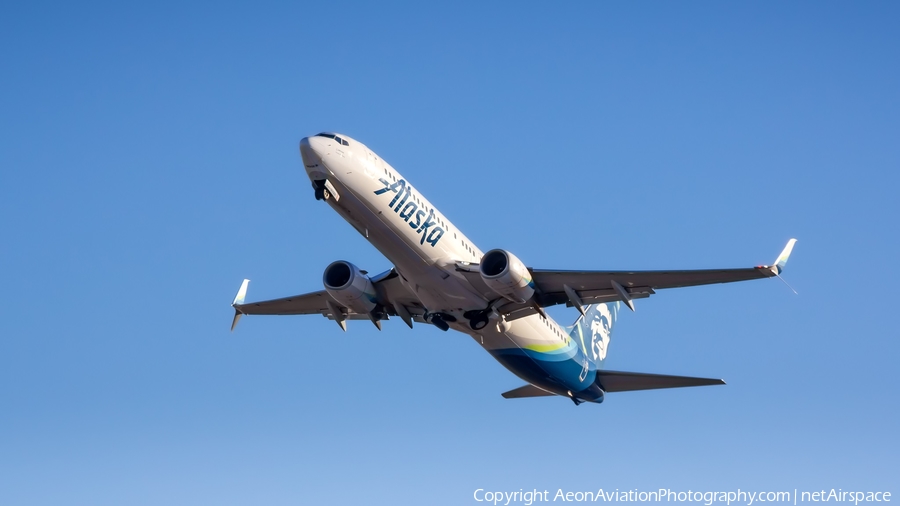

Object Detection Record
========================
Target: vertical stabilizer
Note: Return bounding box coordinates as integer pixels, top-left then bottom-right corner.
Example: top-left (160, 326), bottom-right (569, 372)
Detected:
top-left (568, 302), bottom-right (619, 368)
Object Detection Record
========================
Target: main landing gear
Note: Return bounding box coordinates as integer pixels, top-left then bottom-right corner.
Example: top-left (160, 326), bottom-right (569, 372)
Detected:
top-left (429, 311), bottom-right (495, 332)
top-left (427, 312), bottom-right (456, 332)
top-left (463, 310), bottom-right (490, 331)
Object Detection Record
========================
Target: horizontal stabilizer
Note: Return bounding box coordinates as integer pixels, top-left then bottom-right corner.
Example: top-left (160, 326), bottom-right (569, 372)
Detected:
top-left (597, 370), bottom-right (725, 392)
top-left (501, 384), bottom-right (556, 399)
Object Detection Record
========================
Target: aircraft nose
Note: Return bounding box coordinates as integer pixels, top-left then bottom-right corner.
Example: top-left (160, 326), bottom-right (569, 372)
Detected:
top-left (300, 136), bottom-right (329, 167)
top-left (300, 136), bottom-right (330, 180)
top-left (299, 136), bottom-right (317, 160)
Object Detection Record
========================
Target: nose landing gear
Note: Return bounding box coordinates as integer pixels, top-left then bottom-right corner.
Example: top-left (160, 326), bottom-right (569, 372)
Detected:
top-left (313, 180), bottom-right (330, 201)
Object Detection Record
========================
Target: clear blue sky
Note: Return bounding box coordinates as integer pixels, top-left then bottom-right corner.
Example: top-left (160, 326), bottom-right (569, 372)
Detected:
top-left (1, 2), bottom-right (898, 504)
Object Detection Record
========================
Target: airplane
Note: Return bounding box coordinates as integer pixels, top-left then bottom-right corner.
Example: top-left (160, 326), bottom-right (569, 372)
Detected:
top-left (230, 132), bottom-right (797, 405)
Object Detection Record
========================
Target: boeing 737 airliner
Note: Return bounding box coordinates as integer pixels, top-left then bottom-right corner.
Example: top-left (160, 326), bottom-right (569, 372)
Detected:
top-left (230, 133), bottom-right (796, 405)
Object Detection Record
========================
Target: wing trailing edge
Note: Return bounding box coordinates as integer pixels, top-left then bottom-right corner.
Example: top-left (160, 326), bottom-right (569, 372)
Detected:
top-left (228, 271), bottom-right (427, 331)
top-left (457, 239), bottom-right (799, 320)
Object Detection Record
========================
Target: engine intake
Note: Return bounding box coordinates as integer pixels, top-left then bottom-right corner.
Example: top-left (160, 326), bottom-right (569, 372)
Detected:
top-left (323, 260), bottom-right (377, 314)
top-left (479, 249), bottom-right (535, 303)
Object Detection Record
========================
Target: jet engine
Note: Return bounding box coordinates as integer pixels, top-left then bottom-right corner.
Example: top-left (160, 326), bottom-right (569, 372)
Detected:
top-left (479, 249), bottom-right (535, 303)
top-left (323, 260), bottom-right (378, 314)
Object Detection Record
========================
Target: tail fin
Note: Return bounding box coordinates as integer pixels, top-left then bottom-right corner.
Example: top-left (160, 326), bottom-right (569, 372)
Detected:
top-left (568, 302), bottom-right (620, 368)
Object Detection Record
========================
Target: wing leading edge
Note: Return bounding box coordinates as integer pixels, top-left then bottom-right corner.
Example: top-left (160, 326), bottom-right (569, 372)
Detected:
top-left (458, 239), bottom-right (797, 321)
top-left (230, 269), bottom-right (428, 331)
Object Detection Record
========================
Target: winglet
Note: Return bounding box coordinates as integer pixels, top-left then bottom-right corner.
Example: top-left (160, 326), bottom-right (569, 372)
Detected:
top-left (230, 311), bottom-right (242, 332)
top-left (231, 279), bottom-right (250, 332)
top-left (232, 279), bottom-right (250, 306)
top-left (773, 239), bottom-right (797, 274)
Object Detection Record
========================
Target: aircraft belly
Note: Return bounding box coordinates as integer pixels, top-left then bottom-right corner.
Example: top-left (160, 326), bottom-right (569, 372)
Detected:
top-left (465, 314), bottom-right (597, 396)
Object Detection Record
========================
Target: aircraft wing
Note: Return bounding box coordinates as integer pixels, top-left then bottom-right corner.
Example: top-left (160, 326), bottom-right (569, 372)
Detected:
top-left (230, 269), bottom-right (427, 331)
top-left (457, 239), bottom-right (796, 320)
top-left (529, 265), bottom-right (775, 307)
top-left (232, 286), bottom-right (332, 316)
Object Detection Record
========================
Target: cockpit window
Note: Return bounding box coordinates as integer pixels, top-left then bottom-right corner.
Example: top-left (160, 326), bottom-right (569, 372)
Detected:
top-left (315, 133), bottom-right (349, 146)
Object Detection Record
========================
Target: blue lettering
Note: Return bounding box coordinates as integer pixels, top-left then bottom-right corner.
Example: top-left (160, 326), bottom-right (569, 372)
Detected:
top-left (399, 202), bottom-right (418, 221)
top-left (374, 178), bottom-right (443, 247)
top-left (417, 209), bottom-right (437, 245)
top-left (373, 178), bottom-right (391, 195)
top-left (387, 179), bottom-right (406, 207)
top-left (410, 210), bottom-right (424, 229)
top-left (394, 185), bottom-right (411, 212)
top-left (426, 228), bottom-right (444, 247)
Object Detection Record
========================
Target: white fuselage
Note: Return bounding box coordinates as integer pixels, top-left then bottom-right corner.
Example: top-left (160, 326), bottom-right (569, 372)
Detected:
top-left (300, 134), bottom-right (590, 397)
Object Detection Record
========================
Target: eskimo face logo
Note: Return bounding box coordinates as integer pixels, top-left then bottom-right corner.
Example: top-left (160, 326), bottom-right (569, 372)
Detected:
top-left (374, 178), bottom-right (444, 247)
top-left (589, 305), bottom-right (613, 361)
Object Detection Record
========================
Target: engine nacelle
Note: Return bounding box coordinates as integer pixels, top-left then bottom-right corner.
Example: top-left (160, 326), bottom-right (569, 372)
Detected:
top-left (323, 261), bottom-right (378, 314)
top-left (479, 249), bottom-right (535, 303)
